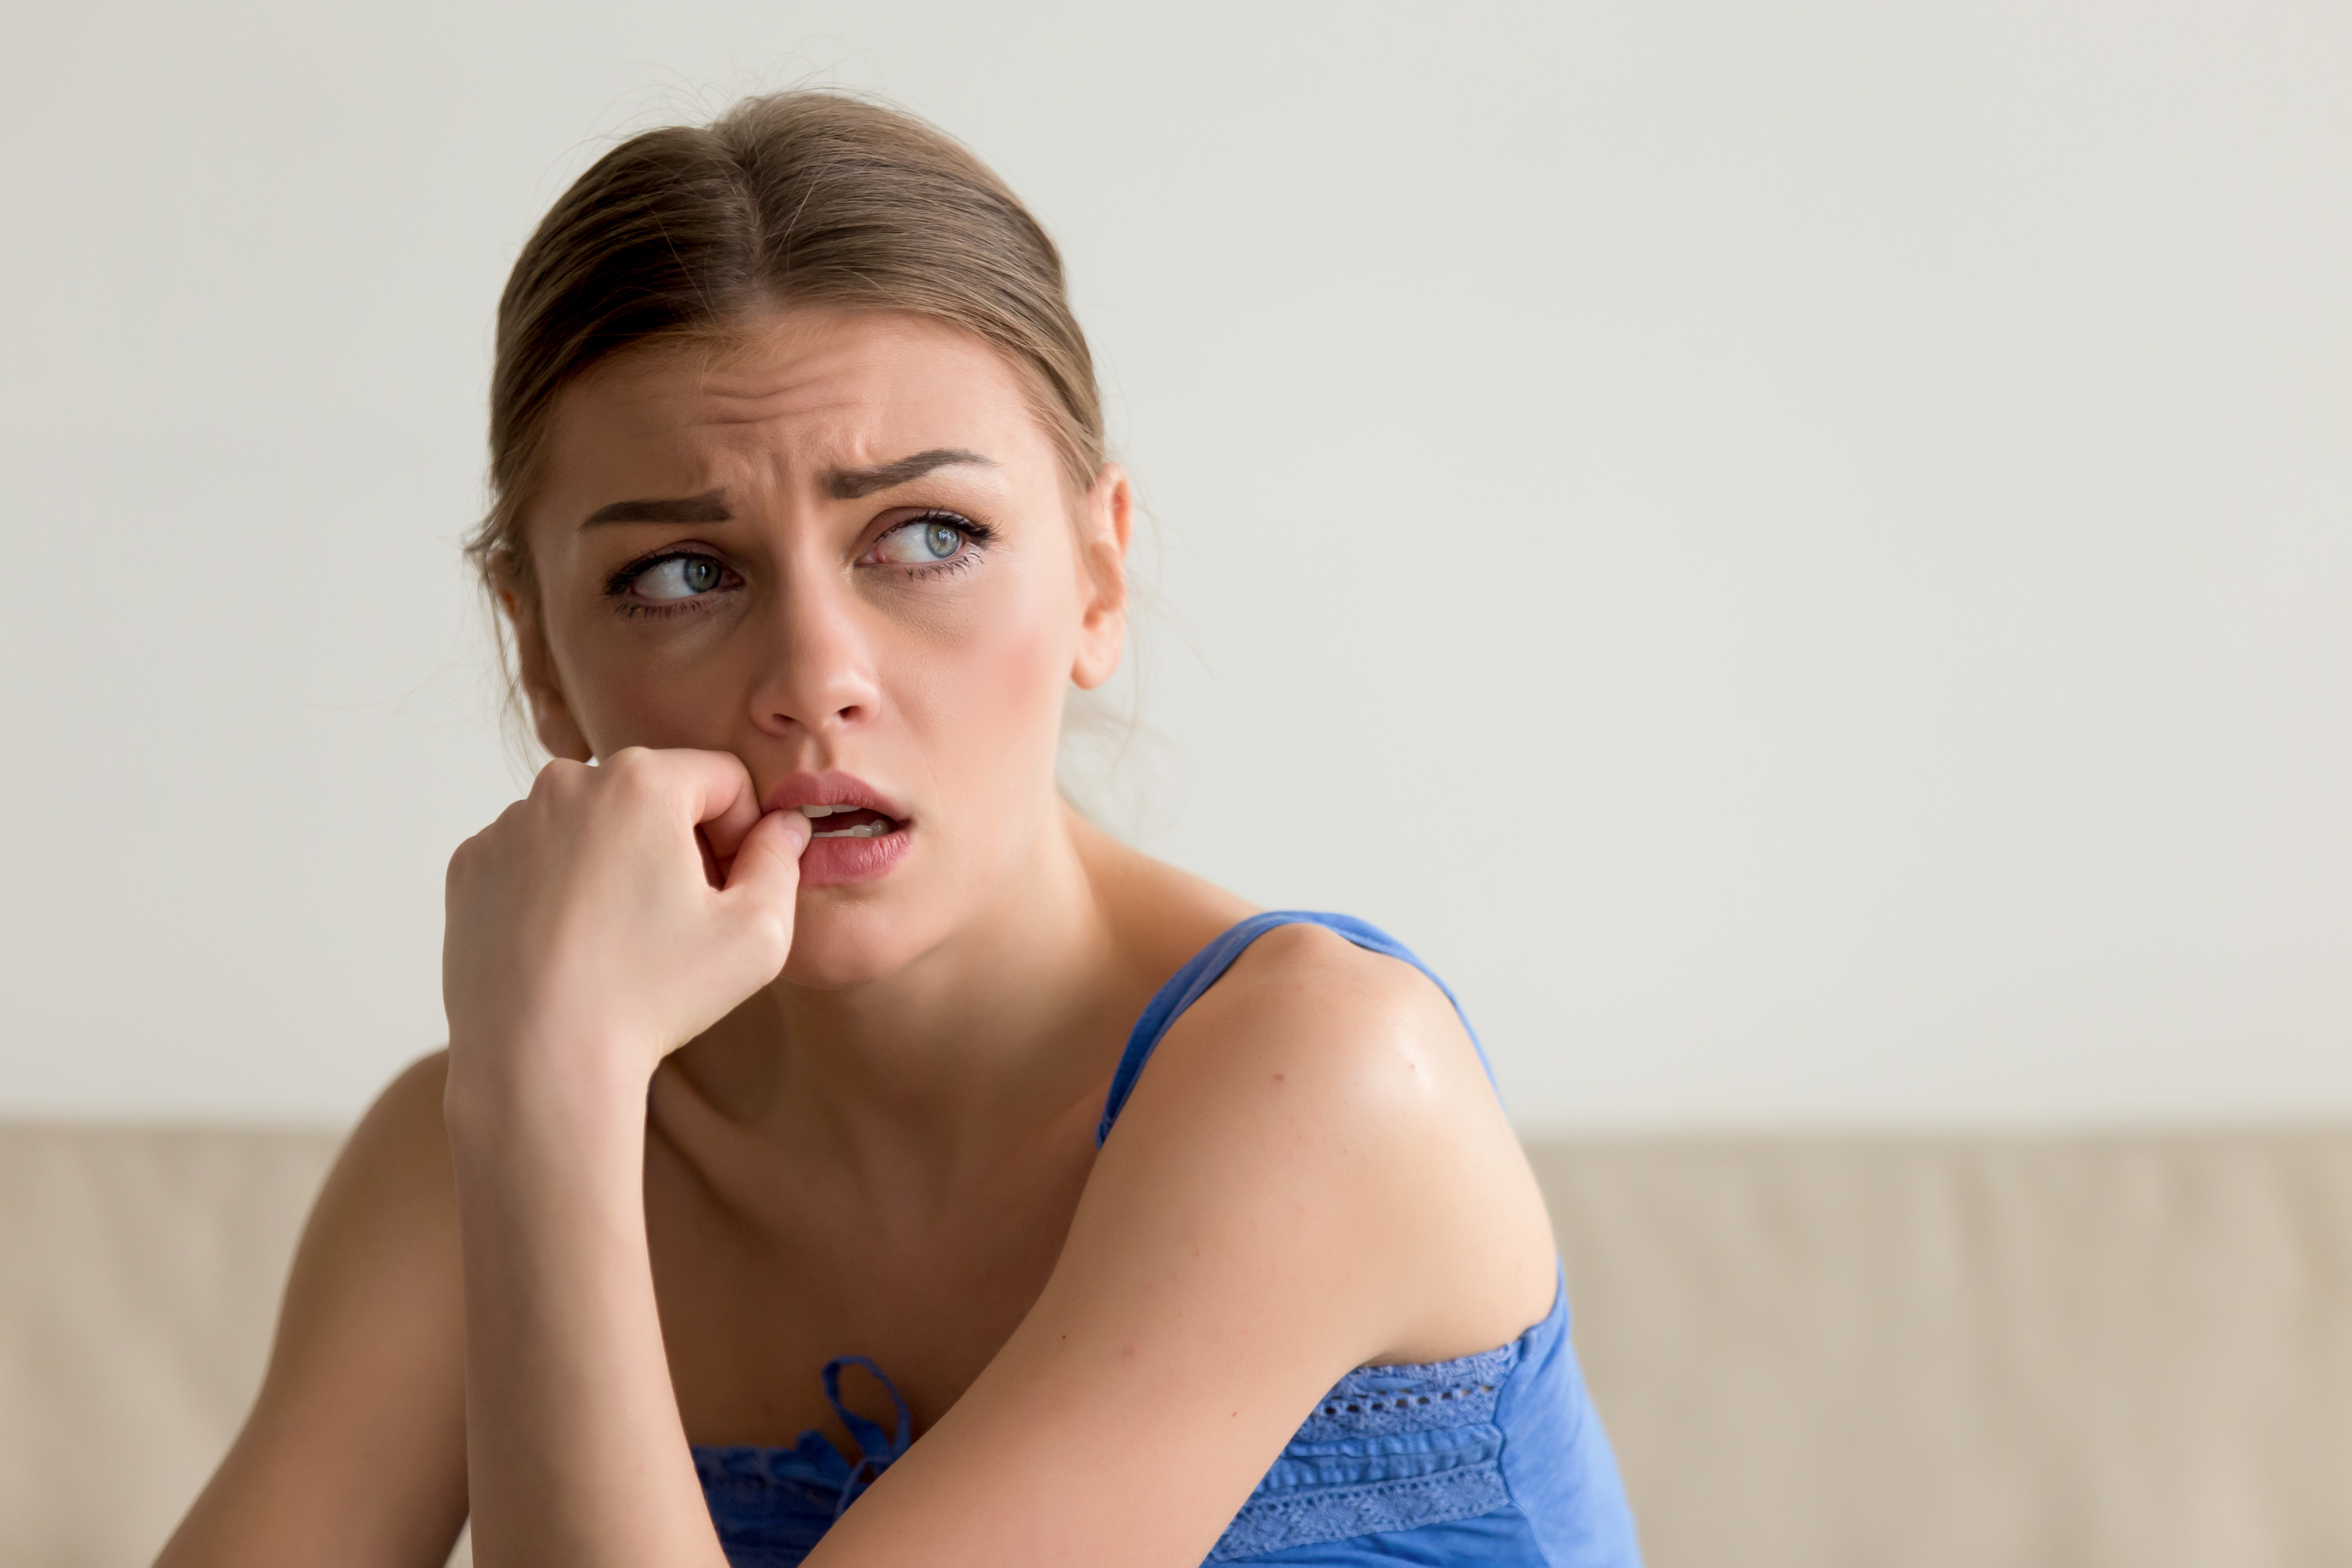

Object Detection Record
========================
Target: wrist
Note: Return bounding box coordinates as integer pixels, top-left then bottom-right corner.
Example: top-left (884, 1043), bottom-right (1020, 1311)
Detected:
top-left (443, 1029), bottom-right (650, 1168)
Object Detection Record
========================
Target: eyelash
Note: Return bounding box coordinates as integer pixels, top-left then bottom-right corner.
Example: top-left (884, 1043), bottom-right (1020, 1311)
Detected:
top-left (598, 513), bottom-right (998, 618)
top-left (890, 511), bottom-right (997, 579)
top-left (601, 550), bottom-right (737, 619)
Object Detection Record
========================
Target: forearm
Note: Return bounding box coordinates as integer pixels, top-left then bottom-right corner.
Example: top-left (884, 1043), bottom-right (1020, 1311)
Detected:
top-left (446, 1053), bottom-right (725, 1568)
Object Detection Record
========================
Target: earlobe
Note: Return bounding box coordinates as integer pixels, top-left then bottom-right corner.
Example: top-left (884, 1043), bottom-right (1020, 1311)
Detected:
top-left (500, 577), bottom-right (594, 762)
top-left (1071, 605), bottom-right (1127, 690)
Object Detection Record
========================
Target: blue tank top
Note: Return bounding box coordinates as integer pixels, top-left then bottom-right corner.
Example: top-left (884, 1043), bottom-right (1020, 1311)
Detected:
top-left (693, 912), bottom-right (1643, 1566)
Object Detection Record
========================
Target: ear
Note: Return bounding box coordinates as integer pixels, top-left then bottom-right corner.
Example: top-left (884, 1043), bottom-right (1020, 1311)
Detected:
top-left (1070, 464), bottom-right (1132, 692)
top-left (497, 566), bottom-right (594, 762)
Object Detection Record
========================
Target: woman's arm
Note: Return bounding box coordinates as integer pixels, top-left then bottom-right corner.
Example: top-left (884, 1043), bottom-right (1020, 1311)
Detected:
top-left (443, 1043), bottom-right (722, 1568)
top-left (439, 748), bottom-right (811, 1568)
top-left (155, 1053), bottom-right (470, 1568)
top-left (805, 921), bottom-right (1560, 1568)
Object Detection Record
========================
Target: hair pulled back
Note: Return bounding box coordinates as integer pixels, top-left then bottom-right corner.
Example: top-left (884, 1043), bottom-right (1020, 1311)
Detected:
top-left (465, 91), bottom-right (1104, 593)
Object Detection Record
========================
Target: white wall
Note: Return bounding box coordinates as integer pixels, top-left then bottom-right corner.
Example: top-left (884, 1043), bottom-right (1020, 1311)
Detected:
top-left (1, 0), bottom-right (2345, 1132)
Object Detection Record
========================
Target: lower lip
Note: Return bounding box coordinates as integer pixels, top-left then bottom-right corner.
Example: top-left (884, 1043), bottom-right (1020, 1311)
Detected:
top-left (796, 822), bottom-right (912, 888)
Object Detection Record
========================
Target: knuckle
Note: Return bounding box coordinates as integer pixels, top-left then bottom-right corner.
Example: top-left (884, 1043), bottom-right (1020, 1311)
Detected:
top-left (740, 906), bottom-right (792, 962)
top-left (530, 758), bottom-right (586, 800)
top-left (604, 747), bottom-right (665, 797)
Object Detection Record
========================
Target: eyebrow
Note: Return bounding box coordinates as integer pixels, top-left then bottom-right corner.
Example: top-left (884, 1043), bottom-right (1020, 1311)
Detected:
top-left (825, 448), bottom-right (996, 500)
top-left (575, 449), bottom-right (995, 527)
top-left (581, 489), bottom-right (733, 528)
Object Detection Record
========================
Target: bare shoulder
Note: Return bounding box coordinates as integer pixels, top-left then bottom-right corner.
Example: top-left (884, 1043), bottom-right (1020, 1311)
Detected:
top-left (1144, 922), bottom-right (1498, 1152)
top-left (300, 1049), bottom-right (459, 1263)
top-left (257, 1051), bottom-right (464, 1361)
top-left (1089, 921), bottom-right (1558, 1365)
top-left (1202, 922), bottom-right (1476, 1075)
top-left (156, 1051), bottom-right (467, 1568)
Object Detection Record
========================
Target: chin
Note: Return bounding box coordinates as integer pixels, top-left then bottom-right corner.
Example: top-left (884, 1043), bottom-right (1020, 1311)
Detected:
top-left (780, 894), bottom-right (936, 989)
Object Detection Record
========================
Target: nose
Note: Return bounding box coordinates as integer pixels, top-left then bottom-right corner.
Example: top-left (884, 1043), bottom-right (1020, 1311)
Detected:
top-left (748, 565), bottom-right (883, 741)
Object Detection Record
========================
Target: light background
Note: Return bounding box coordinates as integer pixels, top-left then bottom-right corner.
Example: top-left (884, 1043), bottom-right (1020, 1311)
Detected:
top-left (1, 0), bottom-right (2345, 1132)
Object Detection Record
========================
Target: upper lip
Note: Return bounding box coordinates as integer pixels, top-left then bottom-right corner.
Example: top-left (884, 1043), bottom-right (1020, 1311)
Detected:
top-left (764, 771), bottom-right (909, 822)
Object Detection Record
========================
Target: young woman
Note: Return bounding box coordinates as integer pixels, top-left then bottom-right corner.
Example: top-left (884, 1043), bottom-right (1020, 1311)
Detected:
top-left (157, 92), bottom-right (1640, 1568)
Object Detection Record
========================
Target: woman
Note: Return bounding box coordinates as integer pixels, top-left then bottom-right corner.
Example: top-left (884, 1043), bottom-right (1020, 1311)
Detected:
top-left (158, 92), bottom-right (1640, 1568)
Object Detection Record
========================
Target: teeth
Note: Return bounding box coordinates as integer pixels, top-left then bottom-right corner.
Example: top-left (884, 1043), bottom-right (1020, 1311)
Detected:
top-left (795, 802), bottom-right (898, 837)
top-left (811, 819), bottom-right (894, 839)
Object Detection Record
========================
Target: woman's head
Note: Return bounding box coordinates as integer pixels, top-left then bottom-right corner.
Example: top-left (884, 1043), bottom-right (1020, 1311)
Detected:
top-left (473, 92), bottom-right (1130, 983)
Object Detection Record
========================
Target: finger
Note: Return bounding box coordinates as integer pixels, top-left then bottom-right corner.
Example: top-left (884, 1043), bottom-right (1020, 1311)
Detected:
top-left (725, 807), bottom-right (812, 892)
top-left (685, 753), bottom-right (764, 859)
top-left (720, 808), bottom-right (812, 927)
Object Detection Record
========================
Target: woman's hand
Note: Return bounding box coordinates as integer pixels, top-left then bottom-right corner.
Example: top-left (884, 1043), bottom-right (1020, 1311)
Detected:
top-left (441, 746), bottom-right (812, 1111)
top-left (440, 747), bottom-right (810, 1568)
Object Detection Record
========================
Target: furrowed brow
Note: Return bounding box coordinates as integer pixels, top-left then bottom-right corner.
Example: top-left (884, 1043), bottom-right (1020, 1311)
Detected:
top-left (581, 489), bottom-right (733, 528)
top-left (825, 448), bottom-right (996, 501)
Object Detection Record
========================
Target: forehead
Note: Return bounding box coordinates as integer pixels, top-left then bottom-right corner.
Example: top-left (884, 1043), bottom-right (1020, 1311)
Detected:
top-left (533, 309), bottom-right (1052, 515)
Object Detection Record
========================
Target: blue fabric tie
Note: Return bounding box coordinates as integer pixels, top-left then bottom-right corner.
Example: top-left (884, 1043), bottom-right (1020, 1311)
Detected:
top-left (819, 1356), bottom-right (911, 1519)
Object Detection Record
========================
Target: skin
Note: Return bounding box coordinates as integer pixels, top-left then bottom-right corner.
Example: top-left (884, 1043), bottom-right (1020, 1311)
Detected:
top-left (156, 308), bottom-right (1559, 1568)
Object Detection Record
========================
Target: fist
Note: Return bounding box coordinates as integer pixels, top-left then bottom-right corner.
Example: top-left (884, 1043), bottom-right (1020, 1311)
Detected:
top-left (441, 747), bottom-right (813, 1099)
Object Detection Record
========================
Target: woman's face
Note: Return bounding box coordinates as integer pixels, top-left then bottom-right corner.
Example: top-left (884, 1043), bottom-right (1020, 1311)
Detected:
top-left (513, 308), bottom-right (1128, 987)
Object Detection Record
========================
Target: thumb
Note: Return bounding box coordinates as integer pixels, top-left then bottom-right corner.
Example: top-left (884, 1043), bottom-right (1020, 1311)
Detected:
top-left (722, 807), bottom-right (812, 916)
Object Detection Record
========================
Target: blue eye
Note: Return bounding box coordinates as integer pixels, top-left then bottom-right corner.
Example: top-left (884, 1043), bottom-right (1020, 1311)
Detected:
top-left (633, 555), bottom-right (727, 601)
top-left (872, 515), bottom-right (976, 566)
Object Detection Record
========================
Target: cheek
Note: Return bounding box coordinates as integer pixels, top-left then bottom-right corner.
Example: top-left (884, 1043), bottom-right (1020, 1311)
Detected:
top-left (900, 576), bottom-right (1075, 792)
top-left (546, 603), bottom-right (750, 753)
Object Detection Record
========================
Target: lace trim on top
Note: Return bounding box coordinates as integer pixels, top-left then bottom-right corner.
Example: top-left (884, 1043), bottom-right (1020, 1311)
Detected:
top-left (1205, 1336), bottom-right (1528, 1561)
top-left (693, 1327), bottom-right (1545, 1568)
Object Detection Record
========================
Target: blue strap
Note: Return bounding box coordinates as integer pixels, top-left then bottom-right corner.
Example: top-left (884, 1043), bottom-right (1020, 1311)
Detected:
top-left (1095, 912), bottom-right (1497, 1147)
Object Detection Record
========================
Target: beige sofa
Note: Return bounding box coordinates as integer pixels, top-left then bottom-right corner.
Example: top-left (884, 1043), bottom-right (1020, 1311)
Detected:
top-left (4, 1122), bottom-right (2347, 1567)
